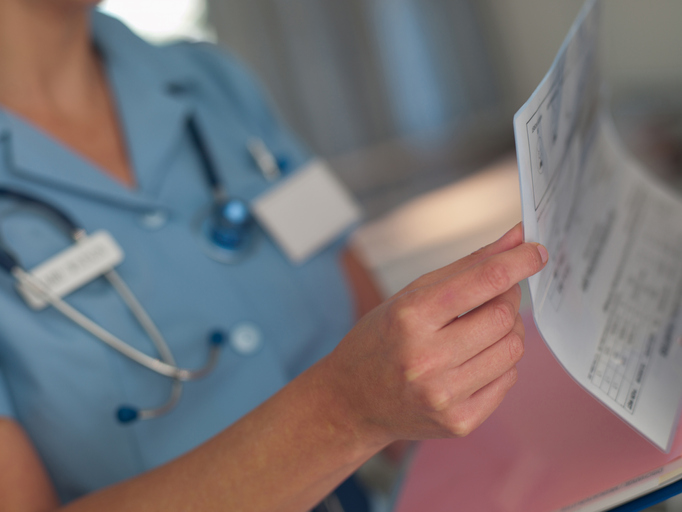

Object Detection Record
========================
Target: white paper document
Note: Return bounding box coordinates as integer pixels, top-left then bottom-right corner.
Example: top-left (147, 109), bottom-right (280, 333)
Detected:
top-left (515, 0), bottom-right (682, 451)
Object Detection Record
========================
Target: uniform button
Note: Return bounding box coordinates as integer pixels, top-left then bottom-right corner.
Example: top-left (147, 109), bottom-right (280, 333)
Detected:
top-left (229, 322), bottom-right (263, 355)
top-left (139, 210), bottom-right (169, 230)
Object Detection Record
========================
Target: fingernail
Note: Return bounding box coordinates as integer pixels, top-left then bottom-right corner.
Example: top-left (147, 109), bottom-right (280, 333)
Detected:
top-left (537, 244), bottom-right (549, 264)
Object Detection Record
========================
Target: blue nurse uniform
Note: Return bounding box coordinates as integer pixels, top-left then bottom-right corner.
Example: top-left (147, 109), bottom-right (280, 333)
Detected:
top-left (0, 11), bottom-right (354, 504)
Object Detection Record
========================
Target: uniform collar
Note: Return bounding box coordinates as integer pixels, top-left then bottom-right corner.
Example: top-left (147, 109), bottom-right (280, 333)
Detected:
top-left (0, 10), bottom-right (196, 212)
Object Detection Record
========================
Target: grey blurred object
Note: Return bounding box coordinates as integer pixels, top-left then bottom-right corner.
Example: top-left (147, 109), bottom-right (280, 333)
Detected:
top-left (205, 0), bottom-right (513, 220)
top-left (643, 491), bottom-right (682, 511)
top-left (663, 493), bottom-right (682, 511)
top-left (206, 0), bottom-right (502, 158)
top-left (612, 88), bottom-right (682, 194)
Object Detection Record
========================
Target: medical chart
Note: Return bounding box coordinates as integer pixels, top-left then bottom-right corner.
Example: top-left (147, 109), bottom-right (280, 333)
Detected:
top-left (515, 0), bottom-right (682, 452)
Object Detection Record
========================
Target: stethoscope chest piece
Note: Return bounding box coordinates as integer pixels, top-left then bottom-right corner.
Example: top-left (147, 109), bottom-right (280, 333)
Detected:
top-left (193, 197), bottom-right (261, 264)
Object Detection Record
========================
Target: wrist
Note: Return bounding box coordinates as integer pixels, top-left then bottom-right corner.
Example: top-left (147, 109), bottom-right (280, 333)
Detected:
top-left (305, 352), bottom-right (394, 460)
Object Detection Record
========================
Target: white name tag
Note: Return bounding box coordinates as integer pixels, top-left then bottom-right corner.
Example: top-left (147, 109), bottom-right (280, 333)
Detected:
top-left (252, 160), bottom-right (362, 264)
top-left (17, 230), bottom-right (124, 310)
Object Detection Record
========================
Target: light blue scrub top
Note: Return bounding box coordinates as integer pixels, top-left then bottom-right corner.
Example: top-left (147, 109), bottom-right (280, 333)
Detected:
top-left (0, 12), bottom-right (354, 504)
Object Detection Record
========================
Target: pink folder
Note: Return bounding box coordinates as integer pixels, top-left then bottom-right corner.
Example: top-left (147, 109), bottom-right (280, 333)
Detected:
top-left (393, 312), bottom-right (682, 512)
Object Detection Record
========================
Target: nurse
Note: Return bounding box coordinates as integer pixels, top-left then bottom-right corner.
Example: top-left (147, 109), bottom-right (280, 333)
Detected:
top-left (0, 0), bottom-right (548, 511)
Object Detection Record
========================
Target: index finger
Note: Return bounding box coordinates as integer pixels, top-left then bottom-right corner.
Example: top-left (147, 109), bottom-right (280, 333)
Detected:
top-left (391, 222), bottom-right (524, 300)
top-left (420, 241), bottom-right (547, 328)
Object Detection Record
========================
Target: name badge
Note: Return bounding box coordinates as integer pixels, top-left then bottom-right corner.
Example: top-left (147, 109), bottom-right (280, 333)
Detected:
top-left (17, 230), bottom-right (124, 310)
top-left (251, 159), bottom-right (362, 264)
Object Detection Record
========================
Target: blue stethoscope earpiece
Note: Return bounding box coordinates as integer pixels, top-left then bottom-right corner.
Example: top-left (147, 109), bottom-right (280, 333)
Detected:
top-left (195, 200), bottom-right (260, 264)
top-left (186, 116), bottom-right (285, 263)
top-left (210, 198), bottom-right (254, 250)
top-left (117, 406), bottom-right (139, 424)
top-left (276, 156), bottom-right (290, 174)
top-left (209, 329), bottom-right (226, 346)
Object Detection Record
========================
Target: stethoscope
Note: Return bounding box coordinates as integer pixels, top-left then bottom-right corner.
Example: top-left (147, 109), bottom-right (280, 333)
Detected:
top-left (0, 115), bottom-right (286, 424)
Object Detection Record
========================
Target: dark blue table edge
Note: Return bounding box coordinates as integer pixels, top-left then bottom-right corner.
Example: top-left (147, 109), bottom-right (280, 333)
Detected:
top-left (607, 477), bottom-right (682, 512)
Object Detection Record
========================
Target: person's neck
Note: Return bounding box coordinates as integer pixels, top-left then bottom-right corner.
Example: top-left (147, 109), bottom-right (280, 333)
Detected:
top-left (0, 1), bottom-right (136, 189)
top-left (0, 1), bottom-right (100, 118)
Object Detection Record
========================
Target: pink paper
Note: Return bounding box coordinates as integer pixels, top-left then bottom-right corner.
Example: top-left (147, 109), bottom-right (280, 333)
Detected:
top-left (394, 312), bottom-right (682, 512)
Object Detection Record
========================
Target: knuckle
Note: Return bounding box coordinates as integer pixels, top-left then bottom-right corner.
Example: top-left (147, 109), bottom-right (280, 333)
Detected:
top-left (401, 349), bottom-right (431, 383)
top-left (406, 272), bottom-right (431, 290)
top-left (422, 387), bottom-right (450, 412)
top-left (387, 296), bottom-right (421, 333)
top-left (506, 332), bottom-right (525, 363)
top-left (523, 243), bottom-right (543, 271)
top-left (481, 262), bottom-right (510, 294)
top-left (492, 300), bottom-right (516, 331)
top-left (505, 366), bottom-right (519, 387)
top-left (515, 313), bottom-right (526, 337)
top-left (445, 416), bottom-right (475, 438)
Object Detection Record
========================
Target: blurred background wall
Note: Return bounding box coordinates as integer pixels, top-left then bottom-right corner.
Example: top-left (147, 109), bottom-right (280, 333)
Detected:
top-left (479, 1), bottom-right (682, 109)
top-left (479, 1), bottom-right (682, 190)
top-left (100, 0), bottom-right (682, 217)
top-left (203, 0), bottom-right (514, 219)
top-left (206, 1), bottom-right (501, 156)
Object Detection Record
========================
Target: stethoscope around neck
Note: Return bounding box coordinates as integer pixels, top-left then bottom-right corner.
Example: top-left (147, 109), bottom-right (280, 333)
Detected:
top-left (0, 115), bottom-right (282, 423)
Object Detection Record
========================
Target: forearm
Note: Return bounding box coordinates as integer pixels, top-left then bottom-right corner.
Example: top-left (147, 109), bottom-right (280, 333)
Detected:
top-left (62, 357), bottom-right (383, 512)
top-left (10, 249), bottom-right (385, 512)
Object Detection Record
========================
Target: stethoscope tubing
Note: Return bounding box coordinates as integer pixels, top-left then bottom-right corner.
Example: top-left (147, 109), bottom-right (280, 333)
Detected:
top-left (0, 113), bottom-right (272, 422)
top-left (12, 267), bottom-right (221, 381)
top-left (0, 187), bottom-right (79, 233)
top-left (0, 116), bottom-right (228, 421)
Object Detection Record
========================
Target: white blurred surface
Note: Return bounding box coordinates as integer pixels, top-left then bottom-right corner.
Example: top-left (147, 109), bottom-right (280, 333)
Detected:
top-left (98, 0), bottom-right (214, 43)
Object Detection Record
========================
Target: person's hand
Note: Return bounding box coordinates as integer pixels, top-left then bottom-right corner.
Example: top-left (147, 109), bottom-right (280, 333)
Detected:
top-left (323, 223), bottom-right (547, 447)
